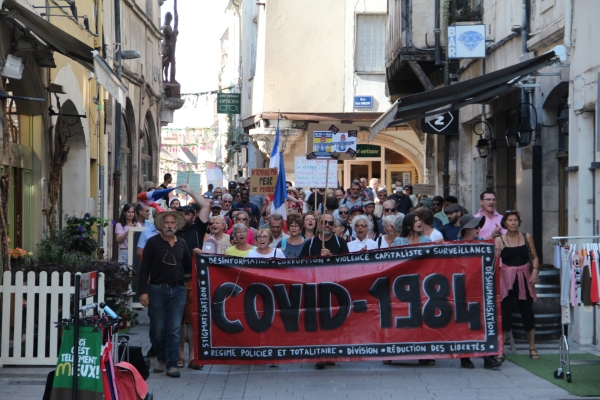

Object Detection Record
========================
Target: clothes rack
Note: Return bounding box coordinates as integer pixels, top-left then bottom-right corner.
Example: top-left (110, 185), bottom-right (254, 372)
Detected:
top-left (552, 236), bottom-right (600, 383)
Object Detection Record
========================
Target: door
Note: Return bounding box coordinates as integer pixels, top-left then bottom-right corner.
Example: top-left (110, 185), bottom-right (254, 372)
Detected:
top-left (344, 161), bottom-right (372, 189)
top-left (386, 164), bottom-right (417, 193)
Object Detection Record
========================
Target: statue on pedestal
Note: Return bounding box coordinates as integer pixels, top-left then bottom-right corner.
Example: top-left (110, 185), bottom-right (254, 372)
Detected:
top-left (161, 11), bottom-right (178, 83)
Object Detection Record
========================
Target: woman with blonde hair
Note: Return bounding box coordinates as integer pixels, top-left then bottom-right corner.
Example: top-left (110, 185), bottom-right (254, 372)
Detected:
top-left (209, 215), bottom-right (231, 254)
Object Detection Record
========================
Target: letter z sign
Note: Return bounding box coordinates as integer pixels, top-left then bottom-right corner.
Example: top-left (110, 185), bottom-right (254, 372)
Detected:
top-left (421, 111), bottom-right (459, 136)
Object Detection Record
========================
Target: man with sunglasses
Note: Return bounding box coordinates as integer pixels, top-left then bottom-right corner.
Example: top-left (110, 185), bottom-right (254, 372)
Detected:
top-left (210, 200), bottom-right (222, 217)
top-left (377, 200), bottom-right (397, 233)
top-left (340, 181), bottom-right (363, 208)
top-left (299, 213), bottom-right (349, 257)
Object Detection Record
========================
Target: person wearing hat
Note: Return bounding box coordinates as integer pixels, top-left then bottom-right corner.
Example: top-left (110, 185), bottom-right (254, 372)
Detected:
top-left (171, 184), bottom-right (211, 371)
top-left (439, 203), bottom-right (464, 240)
top-left (350, 205), bottom-right (364, 222)
top-left (210, 200), bottom-right (222, 217)
top-left (138, 209), bottom-right (189, 378)
top-left (455, 214), bottom-right (503, 370)
top-left (286, 186), bottom-right (304, 213)
top-left (457, 214), bottom-right (486, 240)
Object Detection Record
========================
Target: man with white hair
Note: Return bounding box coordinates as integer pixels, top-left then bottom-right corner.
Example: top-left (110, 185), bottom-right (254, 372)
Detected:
top-left (138, 210), bottom-right (190, 378)
top-left (347, 215), bottom-right (378, 252)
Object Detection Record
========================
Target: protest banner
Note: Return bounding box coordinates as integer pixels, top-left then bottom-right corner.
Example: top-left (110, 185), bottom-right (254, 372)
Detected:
top-left (192, 242), bottom-right (502, 365)
top-left (312, 131), bottom-right (357, 159)
top-left (294, 157), bottom-right (338, 188)
top-left (249, 168), bottom-right (278, 195)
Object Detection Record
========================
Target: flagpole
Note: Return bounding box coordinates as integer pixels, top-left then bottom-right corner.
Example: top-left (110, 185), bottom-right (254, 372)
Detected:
top-left (322, 160), bottom-right (330, 250)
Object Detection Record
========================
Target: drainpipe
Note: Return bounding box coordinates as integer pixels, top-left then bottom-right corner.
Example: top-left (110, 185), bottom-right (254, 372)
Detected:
top-left (435, 0), bottom-right (450, 197)
top-left (564, 0), bottom-right (573, 48)
top-left (112, 0), bottom-right (123, 260)
top-left (434, 0), bottom-right (445, 67)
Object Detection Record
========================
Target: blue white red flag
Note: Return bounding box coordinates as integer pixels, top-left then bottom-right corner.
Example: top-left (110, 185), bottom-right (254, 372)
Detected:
top-left (137, 188), bottom-right (175, 212)
top-left (270, 117), bottom-right (288, 219)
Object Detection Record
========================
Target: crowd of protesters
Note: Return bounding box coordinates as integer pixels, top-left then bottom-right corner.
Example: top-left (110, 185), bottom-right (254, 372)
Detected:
top-left (135, 173), bottom-right (541, 377)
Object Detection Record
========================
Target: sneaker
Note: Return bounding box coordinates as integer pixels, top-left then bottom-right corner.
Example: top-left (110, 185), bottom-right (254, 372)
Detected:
top-left (153, 361), bottom-right (165, 373)
top-left (166, 367), bottom-right (181, 378)
top-left (315, 362), bottom-right (325, 370)
top-left (483, 356), bottom-right (502, 369)
top-left (460, 358), bottom-right (474, 369)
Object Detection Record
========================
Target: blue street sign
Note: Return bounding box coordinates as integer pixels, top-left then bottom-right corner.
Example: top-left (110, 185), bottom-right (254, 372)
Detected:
top-left (354, 96), bottom-right (373, 108)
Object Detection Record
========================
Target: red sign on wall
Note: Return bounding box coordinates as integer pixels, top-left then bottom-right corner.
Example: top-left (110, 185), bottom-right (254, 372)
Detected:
top-left (193, 242), bottom-right (502, 364)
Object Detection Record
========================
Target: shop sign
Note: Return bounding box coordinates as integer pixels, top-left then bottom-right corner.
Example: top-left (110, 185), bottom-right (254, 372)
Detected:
top-left (357, 144), bottom-right (381, 158)
top-left (217, 93), bottom-right (241, 114)
top-left (448, 25), bottom-right (486, 59)
top-left (354, 96), bottom-right (373, 108)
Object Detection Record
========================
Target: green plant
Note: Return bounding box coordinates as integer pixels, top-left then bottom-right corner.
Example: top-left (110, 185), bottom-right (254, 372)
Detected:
top-left (63, 214), bottom-right (112, 255)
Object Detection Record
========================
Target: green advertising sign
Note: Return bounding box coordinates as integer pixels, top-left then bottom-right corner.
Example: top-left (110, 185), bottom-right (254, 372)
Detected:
top-left (357, 144), bottom-right (381, 158)
top-left (51, 326), bottom-right (103, 400)
top-left (217, 93), bottom-right (241, 114)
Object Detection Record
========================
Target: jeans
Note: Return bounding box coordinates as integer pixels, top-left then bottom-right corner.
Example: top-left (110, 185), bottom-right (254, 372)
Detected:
top-left (148, 284), bottom-right (186, 369)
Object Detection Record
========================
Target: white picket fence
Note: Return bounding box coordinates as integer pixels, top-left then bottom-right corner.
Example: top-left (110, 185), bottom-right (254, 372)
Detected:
top-left (0, 271), bottom-right (105, 366)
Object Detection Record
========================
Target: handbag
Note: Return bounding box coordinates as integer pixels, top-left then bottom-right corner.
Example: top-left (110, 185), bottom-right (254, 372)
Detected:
top-left (522, 232), bottom-right (534, 272)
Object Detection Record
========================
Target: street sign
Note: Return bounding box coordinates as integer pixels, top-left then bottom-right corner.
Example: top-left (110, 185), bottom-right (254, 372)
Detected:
top-left (448, 25), bottom-right (486, 59)
top-left (421, 111), bottom-right (459, 136)
top-left (217, 93), bottom-right (241, 114)
top-left (413, 184), bottom-right (436, 197)
top-left (354, 95), bottom-right (373, 108)
top-left (79, 271), bottom-right (98, 299)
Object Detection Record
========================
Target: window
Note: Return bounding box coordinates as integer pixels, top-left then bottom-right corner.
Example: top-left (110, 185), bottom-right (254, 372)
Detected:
top-left (249, 17), bottom-right (258, 79)
top-left (355, 14), bottom-right (386, 73)
top-left (140, 119), bottom-right (152, 184)
top-left (120, 114), bottom-right (131, 206)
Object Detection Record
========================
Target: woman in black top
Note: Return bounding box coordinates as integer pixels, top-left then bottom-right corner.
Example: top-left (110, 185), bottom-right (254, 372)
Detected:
top-left (495, 210), bottom-right (540, 361)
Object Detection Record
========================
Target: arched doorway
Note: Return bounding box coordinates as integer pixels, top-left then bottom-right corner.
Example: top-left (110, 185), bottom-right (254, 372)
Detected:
top-left (340, 143), bottom-right (420, 191)
top-left (140, 112), bottom-right (155, 186)
top-left (60, 100), bottom-right (87, 221)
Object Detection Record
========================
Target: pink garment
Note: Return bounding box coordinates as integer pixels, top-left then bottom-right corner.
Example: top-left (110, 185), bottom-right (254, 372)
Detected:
top-left (115, 222), bottom-right (142, 249)
top-left (500, 263), bottom-right (537, 301)
top-left (226, 227), bottom-right (255, 245)
top-left (474, 209), bottom-right (506, 239)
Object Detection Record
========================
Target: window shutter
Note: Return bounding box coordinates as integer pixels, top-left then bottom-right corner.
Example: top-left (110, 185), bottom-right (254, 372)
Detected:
top-left (356, 15), bottom-right (386, 72)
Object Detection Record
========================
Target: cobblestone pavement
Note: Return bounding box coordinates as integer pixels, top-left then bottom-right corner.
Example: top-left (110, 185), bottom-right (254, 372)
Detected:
top-left (0, 308), bottom-right (593, 400)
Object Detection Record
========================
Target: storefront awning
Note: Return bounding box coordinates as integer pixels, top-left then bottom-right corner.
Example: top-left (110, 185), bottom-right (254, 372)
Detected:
top-left (370, 51), bottom-right (558, 140)
top-left (92, 50), bottom-right (128, 104)
top-left (2, 0), bottom-right (94, 67)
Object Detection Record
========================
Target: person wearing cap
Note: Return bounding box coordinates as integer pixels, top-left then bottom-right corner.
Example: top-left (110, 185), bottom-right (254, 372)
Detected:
top-left (439, 204), bottom-right (463, 240)
top-left (138, 210), bottom-right (190, 378)
top-left (210, 200), bottom-right (222, 217)
top-left (388, 181), bottom-right (413, 214)
top-left (347, 215), bottom-right (378, 252)
top-left (454, 214), bottom-right (503, 370)
top-left (349, 205), bottom-right (364, 222)
top-left (233, 187), bottom-right (261, 228)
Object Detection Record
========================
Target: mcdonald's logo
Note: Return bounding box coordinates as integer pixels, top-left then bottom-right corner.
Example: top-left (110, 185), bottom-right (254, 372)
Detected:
top-left (56, 362), bottom-right (72, 377)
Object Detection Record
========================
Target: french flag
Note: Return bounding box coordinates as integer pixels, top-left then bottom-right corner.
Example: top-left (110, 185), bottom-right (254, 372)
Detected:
top-left (137, 188), bottom-right (175, 212)
top-left (270, 117), bottom-right (288, 220)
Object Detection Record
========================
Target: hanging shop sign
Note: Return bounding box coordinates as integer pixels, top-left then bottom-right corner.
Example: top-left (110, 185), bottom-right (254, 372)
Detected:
top-left (217, 93), bottom-right (241, 114)
top-left (448, 25), bottom-right (486, 59)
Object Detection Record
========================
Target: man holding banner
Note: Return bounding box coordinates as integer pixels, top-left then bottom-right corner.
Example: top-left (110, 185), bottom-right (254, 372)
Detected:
top-left (299, 213), bottom-right (349, 258)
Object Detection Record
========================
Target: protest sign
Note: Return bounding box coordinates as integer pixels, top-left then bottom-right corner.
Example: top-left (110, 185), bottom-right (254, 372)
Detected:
top-left (192, 242), bottom-right (502, 365)
top-left (176, 171), bottom-right (201, 193)
top-left (312, 131), bottom-right (357, 158)
top-left (250, 168), bottom-right (278, 195)
top-left (295, 157), bottom-right (338, 188)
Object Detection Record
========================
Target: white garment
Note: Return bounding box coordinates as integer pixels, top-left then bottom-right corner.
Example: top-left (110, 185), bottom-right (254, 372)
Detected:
top-left (428, 229), bottom-right (444, 242)
top-left (378, 235), bottom-right (393, 249)
top-left (269, 233), bottom-right (290, 248)
top-left (347, 237), bottom-right (378, 252)
top-left (247, 248), bottom-right (285, 258)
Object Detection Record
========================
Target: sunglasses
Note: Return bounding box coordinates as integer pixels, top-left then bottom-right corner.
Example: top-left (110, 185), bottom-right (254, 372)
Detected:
top-left (223, 200), bottom-right (232, 203)
top-left (355, 224), bottom-right (368, 228)
top-left (339, 211), bottom-right (349, 215)
top-left (321, 220), bottom-right (335, 226)
top-left (211, 207), bottom-right (221, 210)
top-left (236, 217), bottom-right (248, 221)
top-left (384, 208), bottom-right (395, 212)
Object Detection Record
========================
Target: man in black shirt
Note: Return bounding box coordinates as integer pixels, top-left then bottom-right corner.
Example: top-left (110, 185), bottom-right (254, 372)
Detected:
top-left (139, 211), bottom-right (189, 378)
top-left (387, 180), bottom-right (413, 214)
top-left (439, 203), bottom-right (463, 240)
top-left (307, 188), bottom-right (326, 212)
top-left (232, 188), bottom-right (261, 228)
top-left (173, 184), bottom-right (210, 370)
top-left (299, 213), bottom-right (349, 257)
